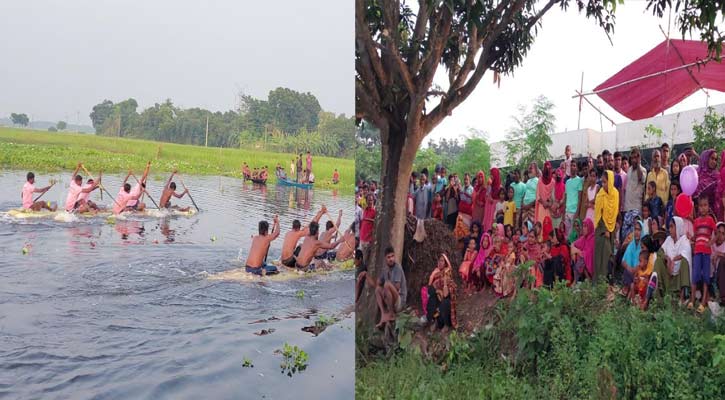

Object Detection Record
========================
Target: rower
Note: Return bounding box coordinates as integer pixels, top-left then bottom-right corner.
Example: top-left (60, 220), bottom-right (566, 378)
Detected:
top-left (76, 177), bottom-right (103, 212)
top-left (65, 163), bottom-right (100, 213)
top-left (334, 223), bottom-right (356, 261)
top-left (295, 221), bottom-right (343, 271)
top-left (280, 206), bottom-right (326, 267)
top-left (315, 210), bottom-right (342, 261)
top-left (113, 180), bottom-right (144, 215)
top-left (125, 162), bottom-right (150, 211)
top-left (21, 172), bottom-right (56, 211)
top-left (244, 215), bottom-right (281, 275)
top-left (159, 170), bottom-right (190, 211)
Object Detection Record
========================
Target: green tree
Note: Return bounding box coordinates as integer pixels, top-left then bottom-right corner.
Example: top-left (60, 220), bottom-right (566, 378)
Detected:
top-left (10, 113), bottom-right (29, 126)
top-left (693, 107), bottom-right (725, 152)
top-left (89, 100), bottom-right (114, 133)
top-left (48, 126), bottom-right (57, 132)
top-left (452, 137), bottom-right (491, 176)
top-left (267, 87), bottom-right (321, 134)
top-left (355, 0), bottom-right (724, 333)
top-left (505, 96), bottom-right (555, 170)
top-left (56, 121), bottom-right (67, 131)
top-left (413, 147), bottom-right (441, 175)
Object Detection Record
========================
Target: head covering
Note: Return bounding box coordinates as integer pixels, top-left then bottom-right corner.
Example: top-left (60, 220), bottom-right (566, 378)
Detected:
top-left (541, 161), bottom-right (553, 185)
top-left (594, 170), bottom-right (619, 232)
top-left (573, 218), bottom-right (595, 275)
top-left (495, 223), bottom-right (505, 239)
top-left (662, 216), bottom-right (692, 275)
top-left (623, 220), bottom-right (644, 268)
top-left (473, 232), bottom-right (492, 269)
top-left (542, 216), bottom-right (553, 242)
top-left (717, 151), bottom-right (725, 207)
top-left (568, 218), bottom-right (581, 244)
top-left (695, 149), bottom-right (718, 198)
top-left (490, 168), bottom-right (502, 199)
top-left (554, 169), bottom-right (566, 201)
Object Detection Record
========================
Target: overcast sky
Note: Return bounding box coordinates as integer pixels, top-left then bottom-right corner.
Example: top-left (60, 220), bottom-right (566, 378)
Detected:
top-left (427, 1), bottom-right (725, 145)
top-left (0, 0), bottom-right (353, 125)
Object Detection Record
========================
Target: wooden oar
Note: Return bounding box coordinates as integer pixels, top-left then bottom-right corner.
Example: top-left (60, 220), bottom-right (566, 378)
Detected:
top-left (178, 177), bottom-right (200, 211)
top-left (130, 173), bottom-right (160, 209)
top-left (32, 180), bottom-right (56, 203)
top-left (81, 165), bottom-right (122, 208)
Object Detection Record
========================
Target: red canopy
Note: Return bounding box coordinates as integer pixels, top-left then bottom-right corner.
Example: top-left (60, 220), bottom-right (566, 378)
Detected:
top-left (594, 39), bottom-right (725, 120)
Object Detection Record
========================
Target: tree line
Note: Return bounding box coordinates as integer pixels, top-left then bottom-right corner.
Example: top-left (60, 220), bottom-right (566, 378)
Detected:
top-left (89, 87), bottom-right (354, 158)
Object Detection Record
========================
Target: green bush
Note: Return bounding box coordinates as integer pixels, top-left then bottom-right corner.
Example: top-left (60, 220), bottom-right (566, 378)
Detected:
top-left (357, 284), bottom-right (725, 399)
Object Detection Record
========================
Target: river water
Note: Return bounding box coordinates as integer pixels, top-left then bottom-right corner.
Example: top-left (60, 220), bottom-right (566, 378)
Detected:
top-left (0, 171), bottom-right (354, 400)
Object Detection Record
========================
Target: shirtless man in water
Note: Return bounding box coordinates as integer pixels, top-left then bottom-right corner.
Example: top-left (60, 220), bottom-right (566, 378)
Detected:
top-left (295, 221), bottom-right (343, 271)
top-left (280, 206), bottom-right (326, 267)
top-left (334, 223), bottom-right (356, 261)
top-left (314, 210), bottom-right (342, 260)
top-left (244, 215), bottom-right (280, 275)
top-left (159, 170), bottom-right (190, 211)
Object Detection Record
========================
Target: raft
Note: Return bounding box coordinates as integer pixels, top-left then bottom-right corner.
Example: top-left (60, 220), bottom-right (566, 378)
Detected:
top-left (2, 208), bottom-right (197, 221)
top-left (207, 259), bottom-right (354, 282)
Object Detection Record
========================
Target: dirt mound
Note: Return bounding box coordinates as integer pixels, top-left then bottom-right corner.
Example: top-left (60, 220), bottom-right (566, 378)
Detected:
top-left (402, 216), bottom-right (463, 312)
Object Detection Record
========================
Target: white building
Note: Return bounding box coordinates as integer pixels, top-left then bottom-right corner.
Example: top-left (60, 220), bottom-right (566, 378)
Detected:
top-left (489, 103), bottom-right (725, 167)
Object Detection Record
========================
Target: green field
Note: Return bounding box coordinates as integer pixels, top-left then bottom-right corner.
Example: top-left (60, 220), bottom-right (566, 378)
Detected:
top-left (0, 128), bottom-right (354, 191)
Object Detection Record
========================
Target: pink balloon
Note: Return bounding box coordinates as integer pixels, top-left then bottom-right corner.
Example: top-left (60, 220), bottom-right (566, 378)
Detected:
top-left (680, 165), bottom-right (698, 196)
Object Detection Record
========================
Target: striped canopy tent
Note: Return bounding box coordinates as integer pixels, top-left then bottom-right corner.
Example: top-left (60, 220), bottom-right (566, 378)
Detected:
top-left (590, 39), bottom-right (725, 120)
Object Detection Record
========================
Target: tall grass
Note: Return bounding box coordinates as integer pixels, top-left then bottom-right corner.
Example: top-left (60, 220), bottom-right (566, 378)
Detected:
top-left (0, 128), bottom-right (354, 191)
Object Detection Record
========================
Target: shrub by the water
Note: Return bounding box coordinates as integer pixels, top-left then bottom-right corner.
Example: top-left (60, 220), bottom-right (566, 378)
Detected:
top-left (356, 283), bottom-right (725, 399)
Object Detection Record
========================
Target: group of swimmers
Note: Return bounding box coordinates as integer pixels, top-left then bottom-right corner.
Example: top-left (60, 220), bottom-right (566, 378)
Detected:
top-left (243, 205), bottom-right (356, 275)
top-left (21, 162), bottom-right (191, 215)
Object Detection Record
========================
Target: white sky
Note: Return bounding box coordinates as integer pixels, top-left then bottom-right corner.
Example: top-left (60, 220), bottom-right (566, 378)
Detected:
top-left (0, 0), bottom-right (353, 125)
top-left (427, 1), bottom-right (725, 145)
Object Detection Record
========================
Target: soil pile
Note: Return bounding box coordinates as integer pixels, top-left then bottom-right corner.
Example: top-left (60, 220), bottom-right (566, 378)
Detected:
top-left (402, 216), bottom-right (463, 311)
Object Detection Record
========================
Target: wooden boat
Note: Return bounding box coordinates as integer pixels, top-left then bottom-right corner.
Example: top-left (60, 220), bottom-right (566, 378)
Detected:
top-left (2, 208), bottom-right (196, 222)
top-left (207, 259), bottom-right (354, 282)
top-left (244, 176), bottom-right (267, 185)
top-left (276, 177), bottom-right (313, 189)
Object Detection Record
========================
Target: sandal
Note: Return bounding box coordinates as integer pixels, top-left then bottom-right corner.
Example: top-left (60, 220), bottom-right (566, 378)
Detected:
top-left (687, 302), bottom-right (694, 310)
top-left (696, 304), bottom-right (706, 314)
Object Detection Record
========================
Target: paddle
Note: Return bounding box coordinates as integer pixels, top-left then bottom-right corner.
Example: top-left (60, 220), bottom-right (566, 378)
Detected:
top-left (178, 177), bottom-right (200, 211)
top-left (32, 180), bottom-right (56, 203)
top-left (81, 165), bottom-right (122, 209)
top-left (129, 173), bottom-right (160, 209)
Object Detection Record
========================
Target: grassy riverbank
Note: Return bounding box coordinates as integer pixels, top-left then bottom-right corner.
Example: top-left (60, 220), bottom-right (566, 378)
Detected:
top-left (357, 284), bottom-right (725, 399)
top-left (0, 128), bottom-right (354, 191)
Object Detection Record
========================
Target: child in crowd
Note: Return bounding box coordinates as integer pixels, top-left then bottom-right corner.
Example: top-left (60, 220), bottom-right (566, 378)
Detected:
top-left (534, 221), bottom-right (543, 243)
top-left (495, 189), bottom-right (505, 224)
top-left (504, 224), bottom-right (514, 242)
top-left (691, 197), bottom-right (716, 313)
top-left (503, 186), bottom-right (516, 227)
top-left (432, 193), bottom-right (443, 220)
top-left (711, 222), bottom-right (725, 306)
top-left (665, 182), bottom-right (680, 231)
top-left (458, 238), bottom-right (478, 293)
top-left (635, 250), bottom-right (653, 310)
top-left (645, 181), bottom-right (664, 226)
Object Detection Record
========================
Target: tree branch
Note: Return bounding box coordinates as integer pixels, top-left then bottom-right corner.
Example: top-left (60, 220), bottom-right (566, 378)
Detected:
top-left (356, 0), bottom-right (388, 86)
top-left (408, 0), bottom-right (431, 76)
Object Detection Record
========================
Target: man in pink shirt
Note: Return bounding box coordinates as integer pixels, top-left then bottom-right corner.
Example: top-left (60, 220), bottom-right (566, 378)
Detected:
top-left (125, 162), bottom-right (151, 211)
top-left (78, 178), bottom-right (103, 211)
top-left (113, 181), bottom-right (144, 215)
top-left (21, 172), bottom-right (56, 211)
top-left (65, 163), bottom-right (100, 213)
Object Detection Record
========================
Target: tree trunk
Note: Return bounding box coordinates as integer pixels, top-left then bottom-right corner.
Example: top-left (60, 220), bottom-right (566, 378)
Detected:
top-left (356, 122), bottom-right (422, 336)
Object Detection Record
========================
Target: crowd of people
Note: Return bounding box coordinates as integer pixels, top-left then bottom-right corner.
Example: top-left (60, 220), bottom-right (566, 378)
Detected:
top-left (357, 142), bottom-right (725, 333)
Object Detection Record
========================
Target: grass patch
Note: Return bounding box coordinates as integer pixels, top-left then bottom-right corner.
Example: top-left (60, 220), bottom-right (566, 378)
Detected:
top-left (357, 283), bottom-right (725, 399)
top-left (0, 127), bottom-right (354, 192)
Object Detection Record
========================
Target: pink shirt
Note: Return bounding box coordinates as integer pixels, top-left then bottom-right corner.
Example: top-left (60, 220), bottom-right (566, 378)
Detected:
top-left (65, 181), bottom-right (83, 211)
top-left (126, 184), bottom-right (141, 207)
top-left (114, 189), bottom-right (134, 214)
top-left (77, 184), bottom-right (93, 203)
top-left (22, 182), bottom-right (35, 209)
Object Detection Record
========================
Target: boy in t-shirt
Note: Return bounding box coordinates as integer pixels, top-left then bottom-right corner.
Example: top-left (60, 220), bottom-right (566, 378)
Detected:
top-left (503, 186), bottom-right (516, 227)
top-left (691, 197), bottom-right (716, 313)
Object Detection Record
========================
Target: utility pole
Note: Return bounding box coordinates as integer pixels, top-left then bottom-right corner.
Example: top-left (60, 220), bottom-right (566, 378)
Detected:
top-left (205, 116), bottom-right (209, 147)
